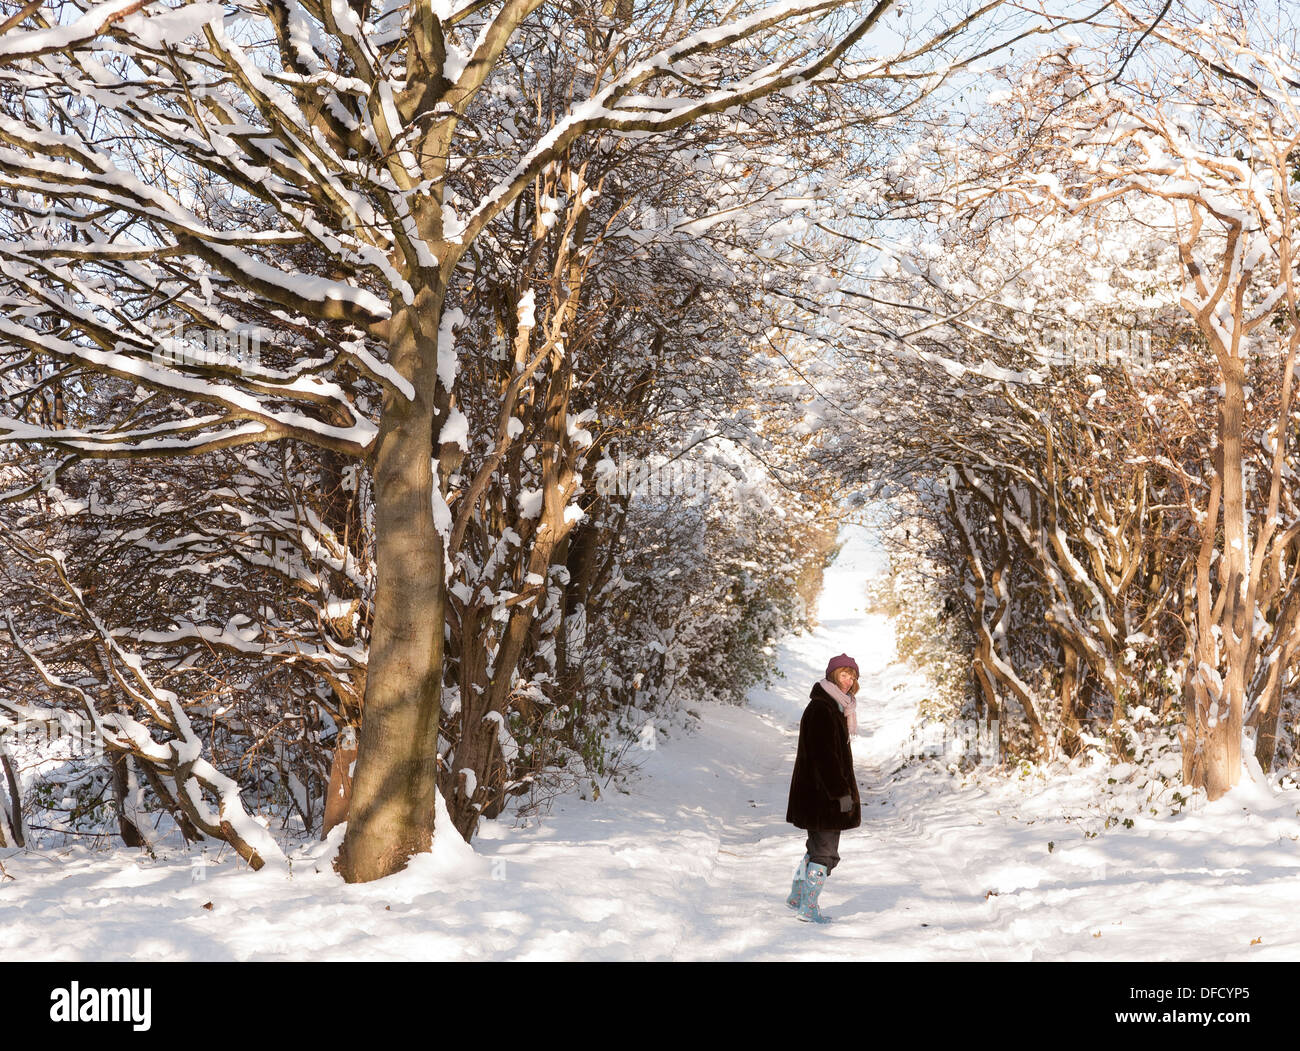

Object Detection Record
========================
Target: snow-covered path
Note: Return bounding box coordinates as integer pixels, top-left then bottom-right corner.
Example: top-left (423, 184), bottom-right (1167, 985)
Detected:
top-left (3, 525), bottom-right (1300, 960)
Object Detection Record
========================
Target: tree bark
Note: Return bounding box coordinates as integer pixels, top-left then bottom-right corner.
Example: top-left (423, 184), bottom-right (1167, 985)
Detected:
top-left (336, 281), bottom-right (449, 883)
top-left (1057, 642), bottom-right (1083, 757)
top-left (0, 745), bottom-right (22, 848)
top-left (1207, 365), bottom-right (1247, 799)
top-left (108, 751), bottom-right (144, 848)
top-left (323, 733), bottom-right (359, 838)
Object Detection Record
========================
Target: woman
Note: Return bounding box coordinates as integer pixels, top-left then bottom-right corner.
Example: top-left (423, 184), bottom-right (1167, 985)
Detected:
top-left (785, 653), bottom-right (861, 923)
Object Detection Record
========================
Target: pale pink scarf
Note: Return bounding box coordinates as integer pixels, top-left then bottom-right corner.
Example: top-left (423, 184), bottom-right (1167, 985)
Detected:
top-left (819, 678), bottom-right (858, 736)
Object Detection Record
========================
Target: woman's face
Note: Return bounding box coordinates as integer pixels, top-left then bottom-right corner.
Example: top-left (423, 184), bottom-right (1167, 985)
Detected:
top-left (833, 667), bottom-right (857, 693)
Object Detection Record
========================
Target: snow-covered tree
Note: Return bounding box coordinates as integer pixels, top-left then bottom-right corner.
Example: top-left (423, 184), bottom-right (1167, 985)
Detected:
top-left (996, 4), bottom-right (1300, 796)
top-left (820, 3), bottom-right (1300, 794)
top-left (1, 0), bottom-right (1010, 880)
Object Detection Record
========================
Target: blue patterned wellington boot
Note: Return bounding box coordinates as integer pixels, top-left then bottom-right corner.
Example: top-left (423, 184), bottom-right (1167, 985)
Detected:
top-left (796, 862), bottom-right (831, 923)
top-left (786, 853), bottom-right (809, 909)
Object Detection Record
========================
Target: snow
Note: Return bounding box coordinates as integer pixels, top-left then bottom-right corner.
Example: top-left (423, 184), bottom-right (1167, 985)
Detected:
top-left (0, 0), bottom-right (156, 59)
top-left (516, 488), bottom-right (544, 519)
top-left (439, 406), bottom-right (470, 452)
top-left (516, 290), bottom-right (536, 330)
top-left (438, 309), bottom-right (465, 393)
top-left (0, 319), bottom-right (379, 454)
top-left (119, 4), bottom-right (227, 48)
top-left (3, 525), bottom-right (1299, 959)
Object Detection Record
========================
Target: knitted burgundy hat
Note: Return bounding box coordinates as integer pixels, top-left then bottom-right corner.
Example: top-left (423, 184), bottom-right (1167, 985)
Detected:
top-left (825, 653), bottom-right (859, 679)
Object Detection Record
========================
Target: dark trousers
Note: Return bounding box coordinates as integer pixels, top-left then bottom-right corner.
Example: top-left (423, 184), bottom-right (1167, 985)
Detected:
top-left (804, 829), bottom-right (842, 874)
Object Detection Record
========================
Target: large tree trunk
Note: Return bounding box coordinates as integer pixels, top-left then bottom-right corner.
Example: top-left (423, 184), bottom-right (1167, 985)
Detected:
top-left (336, 282), bottom-right (449, 883)
top-left (1211, 365), bottom-right (1247, 798)
top-left (1185, 365), bottom-right (1247, 800)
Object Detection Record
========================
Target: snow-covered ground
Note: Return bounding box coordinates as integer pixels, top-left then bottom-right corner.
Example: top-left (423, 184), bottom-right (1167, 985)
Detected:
top-left (3, 524), bottom-right (1300, 961)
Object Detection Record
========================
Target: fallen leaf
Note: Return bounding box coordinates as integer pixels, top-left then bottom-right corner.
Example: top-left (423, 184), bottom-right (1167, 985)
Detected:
top-left (202, 902), bottom-right (213, 911)
top-left (1251, 937), bottom-right (1262, 945)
